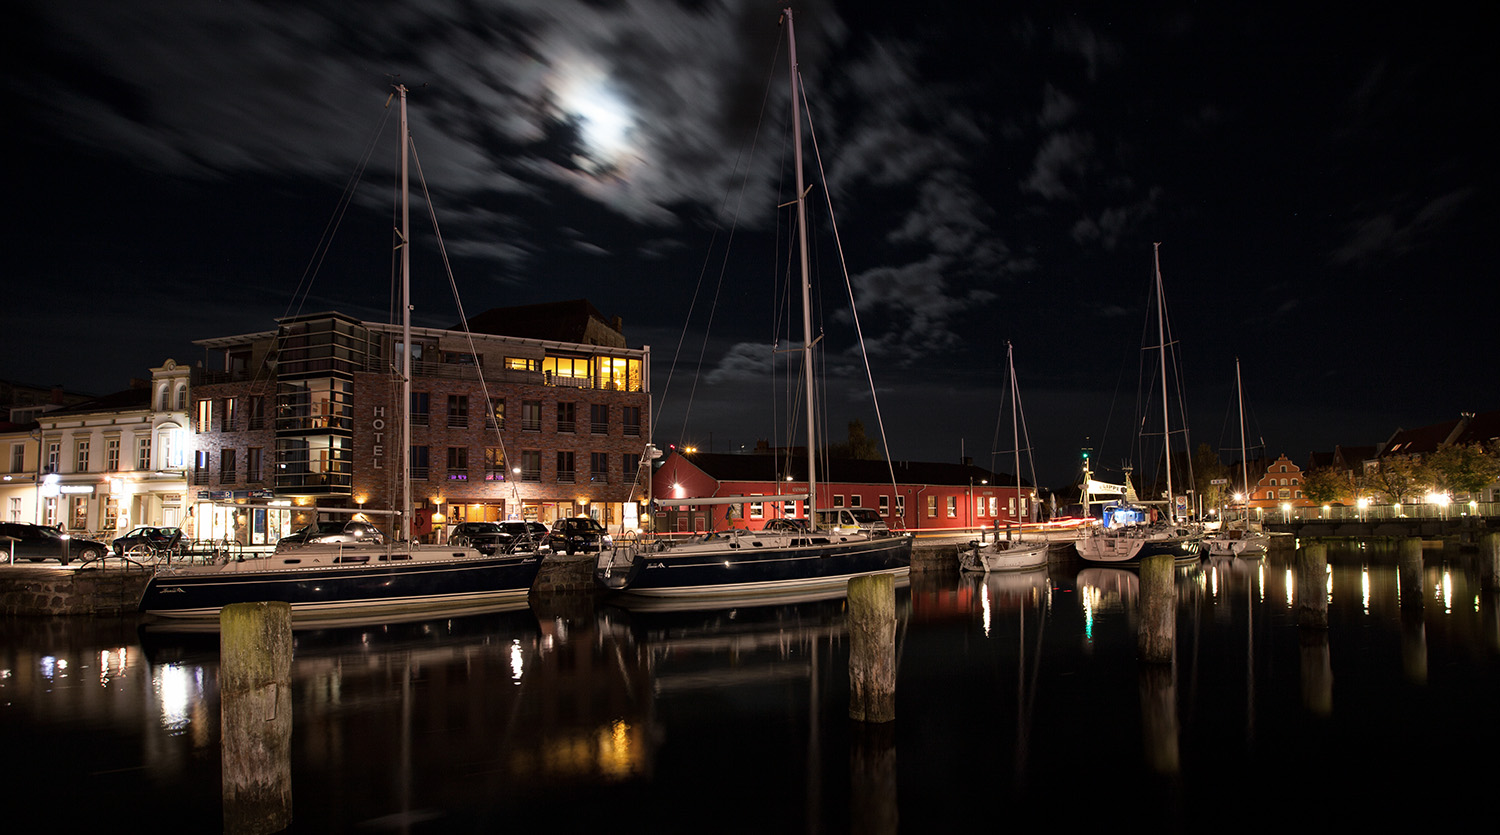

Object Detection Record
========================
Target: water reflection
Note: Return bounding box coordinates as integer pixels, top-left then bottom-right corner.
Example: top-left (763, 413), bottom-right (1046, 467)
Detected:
top-left (3, 543), bottom-right (1499, 830)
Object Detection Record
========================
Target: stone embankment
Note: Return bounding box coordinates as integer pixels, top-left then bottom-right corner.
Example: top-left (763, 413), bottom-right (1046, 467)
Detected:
top-left (0, 565), bottom-right (151, 617)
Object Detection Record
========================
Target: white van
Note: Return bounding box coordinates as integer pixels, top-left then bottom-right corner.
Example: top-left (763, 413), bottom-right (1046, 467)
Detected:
top-left (813, 507), bottom-right (890, 536)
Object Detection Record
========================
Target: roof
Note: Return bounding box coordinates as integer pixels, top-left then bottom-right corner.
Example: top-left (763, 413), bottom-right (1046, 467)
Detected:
top-left (41, 387), bottom-right (152, 417)
top-left (1382, 418), bottom-right (1464, 457)
top-left (458, 299), bottom-right (624, 346)
top-left (667, 451), bottom-right (1029, 488)
top-left (1455, 410), bottom-right (1500, 446)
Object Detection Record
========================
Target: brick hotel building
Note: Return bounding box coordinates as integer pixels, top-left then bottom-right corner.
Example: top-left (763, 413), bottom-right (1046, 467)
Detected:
top-left (189, 300), bottom-right (651, 544)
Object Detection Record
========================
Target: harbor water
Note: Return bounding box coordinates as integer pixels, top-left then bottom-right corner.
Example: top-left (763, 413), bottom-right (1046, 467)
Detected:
top-left (4, 541), bottom-right (1497, 832)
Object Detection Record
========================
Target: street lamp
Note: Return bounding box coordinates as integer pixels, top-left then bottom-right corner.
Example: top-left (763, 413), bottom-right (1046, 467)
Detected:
top-left (1357, 497), bottom-right (1368, 522)
top-left (1280, 502), bottom-right (1291, 523)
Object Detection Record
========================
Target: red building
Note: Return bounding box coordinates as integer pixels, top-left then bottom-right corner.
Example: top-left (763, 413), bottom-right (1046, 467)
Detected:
top-left (650, 450), bottom-right (1037, 535)
top-left (1244, 454), bottom-right (1315, 515)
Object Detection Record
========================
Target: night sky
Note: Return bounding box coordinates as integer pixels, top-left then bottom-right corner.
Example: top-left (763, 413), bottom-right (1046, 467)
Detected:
top-left (8, 1), bottom-right (1495, 489)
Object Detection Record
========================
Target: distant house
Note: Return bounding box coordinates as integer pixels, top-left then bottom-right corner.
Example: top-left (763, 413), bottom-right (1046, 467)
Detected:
top-left (650, 450), bottom-right (1037, 535)
top-left (1244, 454), bottom-right (1316, 514)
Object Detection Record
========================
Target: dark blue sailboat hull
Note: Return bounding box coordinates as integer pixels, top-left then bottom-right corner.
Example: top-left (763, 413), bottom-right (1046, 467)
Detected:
top-left (599, 534), bottom-right (912, 602)
top-left (139, 552), bottom-right (544, 624)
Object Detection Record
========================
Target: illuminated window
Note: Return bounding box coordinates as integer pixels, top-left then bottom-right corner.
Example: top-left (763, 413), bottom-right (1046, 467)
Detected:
top-left (447, 447), bottom-right (468, 480)
top-left (485, 448), bottom-right (506, 481)
top-left (833, 494), bottom-right (844, 508)
top-left (946, 496), bottom-right (957, 518)
top-left (196, 399), bottom-right (212, 432)
top-left (750, 495), bottom-right (763, 519)
top-left (505, 357), bottom-right (541, 372)
top-left (75, 440), bottom-right (89, 473)
top-left (927, 496), bottom-right (937, 518)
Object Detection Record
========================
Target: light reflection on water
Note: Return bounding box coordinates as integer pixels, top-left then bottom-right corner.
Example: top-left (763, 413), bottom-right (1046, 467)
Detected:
top-left (1, 541), bottom-right (1498, 831)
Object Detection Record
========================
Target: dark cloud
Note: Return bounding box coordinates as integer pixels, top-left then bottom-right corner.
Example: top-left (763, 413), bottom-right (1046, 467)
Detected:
top-left (7, 0), bottom-right (1496, 490)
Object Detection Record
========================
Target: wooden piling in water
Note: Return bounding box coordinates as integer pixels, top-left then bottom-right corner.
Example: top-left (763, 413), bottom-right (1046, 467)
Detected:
top-left (1398, 537), bottom-right (1424, 609)
top-left (220, 601), bottom-right (293, 835)
top-left (1297, 543), bottom-right (1328, 629)
top-left (1479, 532), bottom-right (1500, 591)
top-left (848, 573), bottom-right (896, 723)
top-left (1138, 553), bottom-right (1175, 664)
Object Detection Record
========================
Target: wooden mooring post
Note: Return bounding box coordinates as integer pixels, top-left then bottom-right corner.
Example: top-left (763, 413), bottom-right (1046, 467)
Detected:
top-left (1297, 543), bottom-right (1328, 629)
top-left (1479, 532), bottom-right (1500, 591)
top-left (848, 574), bottom-right (896, 723)
top-left (1398, 537), bottom-right (1424, 609)
top-left (220, 601), bottom-right (294, 834)
top-left (1138, 553), bottom-right (1175, 664)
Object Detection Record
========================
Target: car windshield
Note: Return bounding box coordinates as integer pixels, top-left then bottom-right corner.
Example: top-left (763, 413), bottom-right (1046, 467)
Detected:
top-left (467, 523), bottom-right (503, 533)
top-left (848, 509), bottom-right (882, 524)
top-left (565, 518), bottom-right (604, 532)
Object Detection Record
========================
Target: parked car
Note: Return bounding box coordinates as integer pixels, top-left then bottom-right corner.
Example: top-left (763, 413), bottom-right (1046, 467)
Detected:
top-left (111, 526), bottom-right (183, 557)
top-left (275, 520), bottom-right (386, 551)
top-left (814, 507), bottom-right (891, 536)
top-left (0, 523), bottom-right (107, 566)
top-left (542, 517), bottom-right (613, 554)
top-left (450, 521), bottom-right (547, 552)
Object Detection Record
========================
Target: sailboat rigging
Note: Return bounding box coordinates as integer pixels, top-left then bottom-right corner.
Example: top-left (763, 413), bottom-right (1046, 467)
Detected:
top-left (959, 342), bottom-right (1049, 572)
top-left (593, 7), bottom-right (912, 601)
top-left (1204, 357), bottom-right (1269, 557)
top-left (1074, 243), bottom-right (1203, 565)
top-left (138, 84), bottom-right (545, 624)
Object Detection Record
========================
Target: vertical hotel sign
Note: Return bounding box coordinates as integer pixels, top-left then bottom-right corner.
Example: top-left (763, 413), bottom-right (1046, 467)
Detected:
top-left (372, 405), bottom-right (386, 470)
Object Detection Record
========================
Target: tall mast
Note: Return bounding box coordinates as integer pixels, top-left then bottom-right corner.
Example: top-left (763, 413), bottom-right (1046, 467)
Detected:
top-left (786, 8), bottom-right (819, 529)
top-left (1154, 242), bottom-right (1173, 521)
top-left (1008, 342), bottom-right (1021, 522)
top-left (398, 84), bottom-right (413, 544)
top-left (1236, 357), bottom-right (1250, 506)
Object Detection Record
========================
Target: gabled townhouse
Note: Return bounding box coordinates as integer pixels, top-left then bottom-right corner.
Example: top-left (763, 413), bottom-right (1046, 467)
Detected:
top-left (0, 361), bottom-right (193, 536)
top-left (1244, 453), bottom-right (1316, 515)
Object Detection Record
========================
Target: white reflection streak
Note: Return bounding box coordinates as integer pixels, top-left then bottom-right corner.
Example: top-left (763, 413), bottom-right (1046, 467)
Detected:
top-left (981, 583), bottom-right (993, 637)
top-left (510, 639), bottom-right (524, 684)
top-left (154, 663), bottom-right (203, 733)
top-left (1440, 570), bottom-right (1452, 613)
top-left (1362, 568), bottom-right (1371, 615)
top-left (1284, 569), bottom-right (1294, 607)
top-left (1081, 583), bottom-right (1098, 640)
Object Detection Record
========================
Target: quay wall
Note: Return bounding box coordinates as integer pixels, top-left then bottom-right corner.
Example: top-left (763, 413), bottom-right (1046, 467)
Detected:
top-left (0, 567), bottom-right (151, 618)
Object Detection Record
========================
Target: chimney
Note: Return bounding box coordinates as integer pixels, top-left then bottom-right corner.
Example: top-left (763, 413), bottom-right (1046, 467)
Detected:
top-left (50, 386), bottom-right (64, 404)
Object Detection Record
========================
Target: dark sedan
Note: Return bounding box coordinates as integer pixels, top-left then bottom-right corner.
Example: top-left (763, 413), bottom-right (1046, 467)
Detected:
top-left (451, 521), bottom-right (547, 553)
top-left (275, 520), bottom-right (386, 551)
top-left (542, 517), bottom-right (613, 555)
top-left (111, 526), bottom-right (183, 557)
top-left (0, 523), bottom-right (107, 566)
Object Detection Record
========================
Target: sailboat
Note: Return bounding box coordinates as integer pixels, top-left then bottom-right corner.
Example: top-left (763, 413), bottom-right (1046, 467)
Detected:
top-left (138, 85), bottom-right (545, 625)
top-left (1074, 243), bottom-right (1202, 565)
top-left (593, 8), bottom-right (912, 602)
top-left (1205, 358), bottom-right (1269, 558)
top-left (959, 342), bottom-right (1050, 572)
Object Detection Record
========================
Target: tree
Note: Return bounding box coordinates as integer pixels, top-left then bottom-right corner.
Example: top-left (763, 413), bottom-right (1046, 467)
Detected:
top-left (1364, 454), bottom-right (1434, 506)
top-left (1302, 466), bottom-right (1355, 505)
top-left (1428, 441), bottom-right (1500, 499)
top-left (1191, 443), bottom-right (1231, 512)
top-left (825, 418), bottom-right (879, 460)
